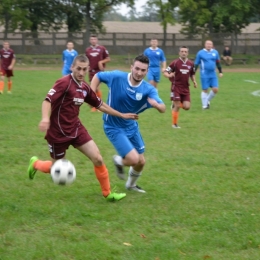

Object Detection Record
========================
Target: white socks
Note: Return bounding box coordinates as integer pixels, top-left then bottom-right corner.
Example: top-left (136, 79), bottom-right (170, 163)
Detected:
top-left (114, 155), bottom-right (123, 166)
top-left (201, 92), bottom-right (208, 108)
top-left (207, 90), bottom-right (216, 102)
top-left (126, 166), bottom-right (141, 187)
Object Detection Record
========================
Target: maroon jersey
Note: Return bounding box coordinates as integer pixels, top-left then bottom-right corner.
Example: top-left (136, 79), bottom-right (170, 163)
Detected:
top-left (85, 45), bottom-right (109, 71)
top-left (166, 58), bottom-right (195, 94)
top-left (45, 74), bottom-right (102, 143)
top-left (0, 48), bottom-right (15, 70)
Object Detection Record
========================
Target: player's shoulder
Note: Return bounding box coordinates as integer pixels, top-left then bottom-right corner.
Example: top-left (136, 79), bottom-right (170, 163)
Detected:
top-left (187, 59), bottom-right (194, 66)
top-left (169, 58), bottom-right (179, 65)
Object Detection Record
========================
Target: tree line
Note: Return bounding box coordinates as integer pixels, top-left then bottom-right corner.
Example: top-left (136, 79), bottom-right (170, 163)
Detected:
top-left (1, 0), bottom-right (260, 47)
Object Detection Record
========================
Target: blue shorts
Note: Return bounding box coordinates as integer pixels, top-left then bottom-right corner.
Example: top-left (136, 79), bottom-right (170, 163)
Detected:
top-left (104, 124), bottom-right (145, 158)
top-left (147, 67), bottom-right (160, 83)
top-left (200, 77), bottom-right (218, 90)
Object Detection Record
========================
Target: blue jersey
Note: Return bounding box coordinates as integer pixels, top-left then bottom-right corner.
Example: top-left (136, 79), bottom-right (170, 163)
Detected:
top-left (144, 47), bottom-right (166, 68)
top-left (194, 49), bottom-right (220, 78)
top-left (62, 49), bottom-right (78, 74)
top-left (97, 70), bottom-right (164, 128)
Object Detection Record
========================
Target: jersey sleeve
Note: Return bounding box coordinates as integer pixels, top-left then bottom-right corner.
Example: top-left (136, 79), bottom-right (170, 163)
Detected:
top-left (194, 52), bottom-right (200, 66)
top-left (165, 61), bottom-right (175, 73)
top-left (45, 79), bottom-right (67, 103)
top-left (160, 50), bottom-right (166, 62)
top-left (84, 85), bottom-right (103, 108)
top-left (96, 70), bottom-right (117, 87)
top-left (149, 87), bottom-right (164, 104)
top-left (62, 51), bottom-right (65, 62)
top-left (103, 47), bottom-right (109, 59)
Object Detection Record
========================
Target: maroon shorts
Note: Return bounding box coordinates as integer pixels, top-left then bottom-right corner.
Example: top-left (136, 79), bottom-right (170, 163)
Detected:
top-left (1, 69), bottom-right (13, 77)
top-left (89, 69), bottom-right (101, 82)
top-left (171, 87), bottom-right (190, 103)
top-left (46, 126), bottom-right (92, 159)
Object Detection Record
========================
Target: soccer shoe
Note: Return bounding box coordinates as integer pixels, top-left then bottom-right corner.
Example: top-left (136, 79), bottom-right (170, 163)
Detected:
top-left (207, 101), bottom-right (210, 109)
top-left (113, 155), bottom-right (125, 180)
top-left (172, 124), bottom-right (181, 128)
top-left (105, 192), bottom-right (126, 201)
top-left (126, 185), bottom-right (146, 193)
top-left (28, 156), bottom-right (38, 179)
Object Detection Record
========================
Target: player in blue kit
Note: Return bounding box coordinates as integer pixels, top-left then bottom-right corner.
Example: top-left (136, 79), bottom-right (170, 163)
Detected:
top-left (62, 42), bottom-right (78, 76)
top-left (90, 54), bottom-right (166, 193)
top-left (194, 40), bottom-right (223, 109)
top-left (144, 38), bottom-right (166, 88)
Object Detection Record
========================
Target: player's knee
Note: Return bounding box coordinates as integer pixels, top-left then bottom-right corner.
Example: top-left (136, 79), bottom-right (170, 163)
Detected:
top-left (183, 106), bottom-right (190, 110)
top-left (91, 153), bottom-right (103, 166)
top-left (212, 88), bottom-right (218, 94)
top-left (138, 156), bottom-right (146, 167)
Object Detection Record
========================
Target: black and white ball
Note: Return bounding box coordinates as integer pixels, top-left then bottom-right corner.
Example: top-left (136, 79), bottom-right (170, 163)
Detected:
top-left (51, 159), bottom-right (76, 185)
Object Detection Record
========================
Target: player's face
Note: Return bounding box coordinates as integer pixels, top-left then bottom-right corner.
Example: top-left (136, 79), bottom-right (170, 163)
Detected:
top-left (179, 48), bottom-right (188, 59)
top-left (3, 42), bottom-right (10, 49)
top-left (67, 42), bottom-right (74, 50)
top-left (205, 41), bottom-right (213, 50)
top-left (71, 61), bottom-right (89, 82)
top-left (90, 37), bottom-right (98, 46)
top-left (131, 61), bottom-right (148, 83)
top-left (150, 39), bottom-right (158, 48)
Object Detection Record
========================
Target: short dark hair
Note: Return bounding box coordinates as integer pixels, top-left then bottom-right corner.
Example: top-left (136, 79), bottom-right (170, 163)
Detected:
top-left (90, 35), bottom-right (97, 38)
top-left (72, 54), bottom-right (89, 65)
top-left (179, 46), bottom-right (189, 51)
top-left (133, 54), bottom-right (149, 65)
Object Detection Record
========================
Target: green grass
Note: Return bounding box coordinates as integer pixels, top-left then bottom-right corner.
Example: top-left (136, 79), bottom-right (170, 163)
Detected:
top-left (0, 67), bottom-right (260, 259)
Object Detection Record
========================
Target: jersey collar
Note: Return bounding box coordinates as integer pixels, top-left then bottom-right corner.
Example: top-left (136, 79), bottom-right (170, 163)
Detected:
top-left (128, 73), bottom-right (142, 87)
top-left (71, 73), bottom-right (83, 88)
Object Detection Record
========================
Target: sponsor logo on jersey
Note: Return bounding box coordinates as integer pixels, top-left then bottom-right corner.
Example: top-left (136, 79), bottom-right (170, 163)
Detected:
top-left (156, 52), bottom-right (160, 55)
top-left (212, 53), bottom-right (216, 56)
top-left (136, 93), bottom-right (142, 100)
top-left (180, 69), bottom-right (189, 74)
top-left (48, 89), bottom-right (56, 96)
top-left (90, 52), bottom-right (99, 57)
top-left (3, 55), bottom-right (10, 58)
top-left (73, 97), bottom-right (84, 105)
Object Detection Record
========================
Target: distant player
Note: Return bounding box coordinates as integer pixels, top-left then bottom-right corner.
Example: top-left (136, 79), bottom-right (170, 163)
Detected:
top-left (27, 55), bottom-right (138, 202)
top-left (194, 40), bottom-right (223, 109)
top-left (163, 46), bottom-right (197, 128)
top-left (143, 38), bottom-right (166, 88)
top-left (0, 41), bottom-right (16, 94)
top-left (85, 35), bottom-right (110, 111)
top-left (90, 54), bottom-right (166, 193)
top-left (62, 42), bottom-right (78, 76)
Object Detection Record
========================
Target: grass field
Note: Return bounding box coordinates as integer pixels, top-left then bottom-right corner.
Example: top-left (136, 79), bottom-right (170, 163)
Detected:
top-left (0, 64), bottom-right (260, 259)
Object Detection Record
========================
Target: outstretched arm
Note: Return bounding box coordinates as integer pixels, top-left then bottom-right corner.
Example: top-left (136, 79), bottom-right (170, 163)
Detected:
top-left (147, 97), bottom-right (166, 113)
top-left (98, 102), bottom-right (139, 120)
top-left (90, 74), bottom-right (100, 93)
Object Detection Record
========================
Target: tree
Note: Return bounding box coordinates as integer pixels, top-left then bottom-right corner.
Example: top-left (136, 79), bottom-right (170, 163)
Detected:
top-left (146, 0), bottom-right (178, 47)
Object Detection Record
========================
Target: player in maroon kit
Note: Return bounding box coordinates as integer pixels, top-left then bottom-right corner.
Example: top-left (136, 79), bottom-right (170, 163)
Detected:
top-left (27, 54), bottom-right (138, 202)
top-left (85, 35), bottom-right (110, 111)
top-left (0, 41), bottom-right (16, 94)
top-left (163, 46), bottom-right (197, 128)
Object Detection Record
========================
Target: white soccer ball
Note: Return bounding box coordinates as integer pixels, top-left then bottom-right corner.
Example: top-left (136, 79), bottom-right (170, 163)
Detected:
top-left (51, 159), bottom-right (76, 185)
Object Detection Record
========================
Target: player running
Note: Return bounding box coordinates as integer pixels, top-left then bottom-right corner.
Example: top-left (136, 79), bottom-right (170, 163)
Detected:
top-left (62, 42), bottom-right (78, 76)
top-left (194, 40), bottom-right (223, 109)
top-left (90, 54), bottom-right (166, 193)
top-left (163, 46), bottom-right (197, 128)
top-left (143, 38), bottom-right (166, 88)
top-left (27, 55), bottom-right (138, 202)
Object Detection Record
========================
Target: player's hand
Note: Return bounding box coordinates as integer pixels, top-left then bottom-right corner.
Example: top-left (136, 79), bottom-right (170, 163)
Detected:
top-left (219, 73), bottom-right (223, 78)
top-left (121, 113), bottom-right (139, 120)
top-left (8, 65), bottom-right (13, 70)
top-left (39, 119), bottom-right (50, 132)
top-left (193, 81), bottom-right (197, 88)
top-left (0, 71), bottom-right (3, 76)
top-left (98, 61), bottom-right (104, 71)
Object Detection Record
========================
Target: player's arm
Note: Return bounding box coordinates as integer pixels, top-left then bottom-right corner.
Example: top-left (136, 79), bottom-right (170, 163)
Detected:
top-left (163, 65), bottom-right (175, 78)
top-left (216, 60), bottom-right (223, 77)
top-left (8, 55), bottom-right (16, 70)
top-left (191, 75), bottom-right (197, 88)
top-left (98, 102), bottom-right (138, 120)
top-left (90, 74), bottom-right (101, 93)
top-left (161, 61), bottom-right (167, 73)
top-left (98, 56), bottom-right (110, 71)
top-left (147, 97), bottom-right (166, 113)
top-left (39, 100), bottom-right (51, 132)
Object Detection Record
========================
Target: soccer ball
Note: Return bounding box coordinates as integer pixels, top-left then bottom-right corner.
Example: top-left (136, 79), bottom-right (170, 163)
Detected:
top-left (51, 159), bottom-right (76, 185)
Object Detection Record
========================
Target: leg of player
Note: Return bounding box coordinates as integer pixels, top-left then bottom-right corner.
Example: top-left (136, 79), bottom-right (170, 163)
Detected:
top-left (207, 87), bottom-right (218, 107)
top-left (125, 154), bottom-right (146, 193)
top-left (172, 100), bottom-right (181, 128)
top-left (27, 156), bottom-right (53, 179)
top-left (0, 74), bottom-right (5, 94)
top-left (7, 77), bottom-right (12, 94)
top-left (201, 89), bottom-right (209, 109)
top-left (76, 140), bottom-right (126, 201)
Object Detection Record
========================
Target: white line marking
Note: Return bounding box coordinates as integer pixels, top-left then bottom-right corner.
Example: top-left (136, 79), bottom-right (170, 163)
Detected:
top-left (244, 80), bottom-right (258, 84)
top-left (251, 90), bottom-right (260, 97)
